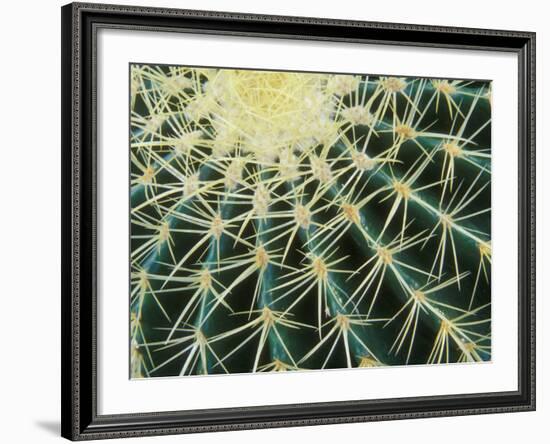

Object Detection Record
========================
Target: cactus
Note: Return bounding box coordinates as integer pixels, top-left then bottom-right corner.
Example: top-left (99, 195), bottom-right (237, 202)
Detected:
top-left (129, 64), bottom-right (491, 378)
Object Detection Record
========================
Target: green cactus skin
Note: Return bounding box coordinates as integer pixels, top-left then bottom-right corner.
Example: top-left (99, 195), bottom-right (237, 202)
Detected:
top-left (130, 65), bottom-right (491, 378)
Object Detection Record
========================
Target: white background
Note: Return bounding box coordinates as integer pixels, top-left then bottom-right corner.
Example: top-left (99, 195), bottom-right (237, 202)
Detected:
top-left (0, 0), bottom-right (545, 443)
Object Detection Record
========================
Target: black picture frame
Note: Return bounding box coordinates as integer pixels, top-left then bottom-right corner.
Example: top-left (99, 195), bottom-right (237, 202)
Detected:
top-left (61, 2), bottom-right (536, 440)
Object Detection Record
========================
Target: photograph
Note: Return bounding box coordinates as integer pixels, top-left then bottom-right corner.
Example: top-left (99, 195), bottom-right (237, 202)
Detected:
top-left (55, 2), bottom-right (537, 440)
top-left (129, 65), bottom-right (492, 378)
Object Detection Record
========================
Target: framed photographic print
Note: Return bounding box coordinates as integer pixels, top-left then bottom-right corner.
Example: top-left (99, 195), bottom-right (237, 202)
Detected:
top-left (61, 2), bottom-right (536, 440)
